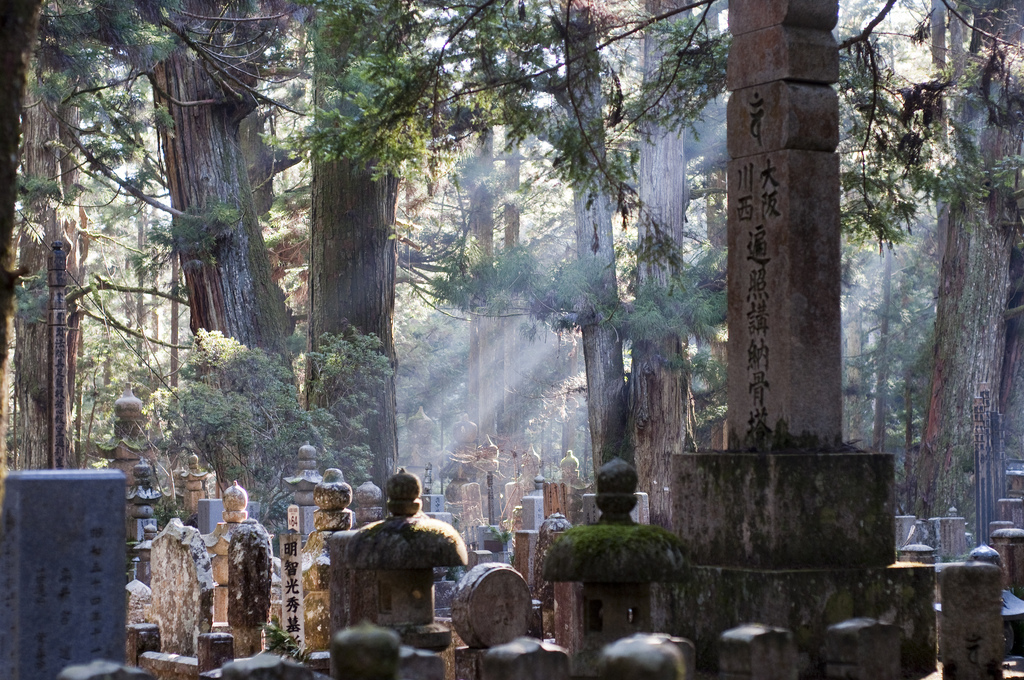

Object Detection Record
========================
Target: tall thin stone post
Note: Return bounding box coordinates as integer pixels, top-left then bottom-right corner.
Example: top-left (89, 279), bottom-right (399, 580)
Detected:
top-left (48, 240), bottom-right (68, 468)
top-left (974, 383), bottom-right (1004, 545)
top-left (670, 3), bottom-right (936, 676)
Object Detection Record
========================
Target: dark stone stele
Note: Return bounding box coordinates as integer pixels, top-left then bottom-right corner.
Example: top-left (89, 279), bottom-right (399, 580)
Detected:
top-left (1, 470), bottom-right (127, 680)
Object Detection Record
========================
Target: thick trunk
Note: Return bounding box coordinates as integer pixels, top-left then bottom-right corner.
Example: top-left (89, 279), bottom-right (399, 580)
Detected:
top-left (309, 155), bottom-right (399, 490)
top-left (153, 28), bottom-right (289, 357)
top-left (501, 151), bottom-right (527, 452)
top-left (468, 134), bottom-right (498, 440)
top-left (566, 2), bottom-right (629, 471)
top-left (630, 0), bottom-right (692, 527)
top-left (916, 1), bottom-right (1024, 518)
top-left (0, 0), bottom-right (44, 484)
top-left (872, 248), bottom-right (893, 451)
top-left (14, 92), bottom-right (81, 469)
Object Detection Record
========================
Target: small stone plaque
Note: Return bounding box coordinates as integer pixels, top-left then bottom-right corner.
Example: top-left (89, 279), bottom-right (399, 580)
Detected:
top-left (287, 505), bottom-right (300, 532)
top-left (1, 470), bottom-right (127, 679)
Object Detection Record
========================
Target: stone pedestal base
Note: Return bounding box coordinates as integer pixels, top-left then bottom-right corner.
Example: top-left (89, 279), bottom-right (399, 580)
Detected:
top-left (656, 564), bottom-right (935, 679)
top-left (455, 646), bottom-right (487, 680)
top-left (396, 622), bottom-right (452, 652)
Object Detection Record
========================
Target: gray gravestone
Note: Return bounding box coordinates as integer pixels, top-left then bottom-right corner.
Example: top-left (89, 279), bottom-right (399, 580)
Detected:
top-left (1, 470), bottom-right (127, 679)
top-left (197, 499), bottom-right (260, 534)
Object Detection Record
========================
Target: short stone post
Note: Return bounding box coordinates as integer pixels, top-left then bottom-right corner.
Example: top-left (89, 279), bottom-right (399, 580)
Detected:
top-left (452, 563), bottom-right (533, 680)
top-left (481, 637), bottom-right (571, 680)
top-left (353, 480), bottom-right (384, 527)
top-left (533, 512), bottom-right (572, 634)
top-left (303, 468), bottom-right (353, 651)
top-left (197, 632), bottom-right (234, 673)
top-left (825, 618), bottom-right (899, 680)
top-left (150, 518), bottom-right (215, 656)
top-left (57, 661), bottom-right (154, 680)
top-left (939, 562), bottom-right (1003, 679)
top-left (399, 646), bottom-right (445, 680)
top-left (125, 623), bottom-right (160, 666)
top-left (331, 624), bottom-right (401, 680)
top-left (991, 527), bottom-right (1024, 589)
top-left (134, 522), bottom-right (158, 585)
top-left (345, 469), bottom-right (468, 651)
top-left (719, 625), bottom-right (797, 680)
top-left (205, 480), bottom-right (250, 623)
top-left (543, 459), bottom-right (686, 677)
top-left (285, 442), bottom-right (323, 537)
top-left (598, 633), bottom-right (690, 680)
top-left (220, 654), bottom-right (314, 680)
top-left (227, 516), bottom-right (274, 656)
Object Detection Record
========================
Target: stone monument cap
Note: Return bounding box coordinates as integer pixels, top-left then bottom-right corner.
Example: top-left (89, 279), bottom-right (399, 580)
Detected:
top-left (315, 468), bottom-right (352, 511)
top-left (115, 387), bottom-right (144, 420)
top-left (387, 468), bottom-right (422, 516)
top-left (598, 633), bottom-right (686, 680)
top-left (969, 544), bottom-right (1003, 566)
top-left (595, 458), bottom-right (638, 523)
top-left (299, 441), bottom-right (317, 461)
top-left (355, 480), bottom-right (384, 507)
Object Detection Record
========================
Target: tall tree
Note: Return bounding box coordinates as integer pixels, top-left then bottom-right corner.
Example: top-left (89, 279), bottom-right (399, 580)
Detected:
top-left (917, 0), bottom-right (1024, 517)
top-left (152, 1), bottom-right (291, 357)
top-left (307, 19), bottom-right (400, 490)
top-left (629, 0), bottom-right (695, 527)
top-left (0, 0), bottom-right (46, 484)
top-left (562, 0), bottom-right (630, 471)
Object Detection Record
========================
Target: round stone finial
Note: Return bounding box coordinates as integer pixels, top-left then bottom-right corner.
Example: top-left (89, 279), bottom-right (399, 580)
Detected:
top-left (222, 480), bottom-right (249, 522)
top-left (355, 481), bottom-right (383, 507)
top-left (331, 624), bottom-right (401, 680)
top-left (187, 453), bottom-right (202, 472)
top-left (315, 468), bottom-right (352, 511)
top-left (386, 469), bottom-right (423, 516)
top-left (534, 474), bottom-right (545, 492)
top-left (595, 458), bottom-right (638, 523)
top-left (949, 506), bottom-right (958, 516)
top-left (133, 460), bottom-right (152, 484)
top-left (299, 442), bottom-right (317, 461)
top-left (114, 387), bottom-right (144, 420)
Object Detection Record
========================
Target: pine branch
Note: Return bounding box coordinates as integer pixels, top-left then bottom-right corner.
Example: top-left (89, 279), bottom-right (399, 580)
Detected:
top-left (68, 275), bottom-right (188, 306)
top-left (78, 307), bottom-right (190, 350)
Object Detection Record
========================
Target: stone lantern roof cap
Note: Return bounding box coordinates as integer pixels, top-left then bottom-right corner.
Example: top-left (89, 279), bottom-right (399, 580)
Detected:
top-left (543, 459), bottom-right (686, 583)
top-left (347, 470), bottom-right (467, 569)
top-left (114, 387), bottom-right (144, 420)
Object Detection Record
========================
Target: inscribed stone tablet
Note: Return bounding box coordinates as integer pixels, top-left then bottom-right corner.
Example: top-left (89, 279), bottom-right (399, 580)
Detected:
top-left (726, 26), bottom-right (838, 91)
top-left (1, 470), bottom-right (126, 680)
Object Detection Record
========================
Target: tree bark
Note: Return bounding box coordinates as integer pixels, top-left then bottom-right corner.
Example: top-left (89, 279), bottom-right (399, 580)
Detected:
top-left (14, 88), bottom-right (82, 469)
top-left (468, 133), bottom-right (497, 440)
top-left (872, 248), bottom-right (892, 451)
top-left (308, 154), bottom-right (399, 490)
top-left (916, 0), bottom-right (1024, 518)
top-left (565, 1), bottom-right (629, 472)
top-left (0, 0), bottom-right (45, 483)
top-left (629, 0), bottom-right (693, 528)
top-left (152, 11), bottom-right (290, 357)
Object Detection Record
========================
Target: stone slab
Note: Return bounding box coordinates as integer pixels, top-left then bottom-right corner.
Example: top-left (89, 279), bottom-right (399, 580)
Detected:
top-left (422, 494), bottom-right (446, 513)
top-left (728, 0), bottom-right (838, 36)
top-left (727, 82), bottom-right (839, 159)
top-left (520, 495), bottom-right (544, 531)
top-left (727, 26), bottom-right (839, 91)
top-left (151, 519), bottom-right (215, 656)
top-left (673, 451), bottom-right (894, 569)
top-left (1, 470), bottom-right (127, 679)
top-left (725, 150), bottom-right (841, 449)
top-left (657, 564), bottom-right (935, 680)
top-left (939, 562), bottom-right (1002, 678)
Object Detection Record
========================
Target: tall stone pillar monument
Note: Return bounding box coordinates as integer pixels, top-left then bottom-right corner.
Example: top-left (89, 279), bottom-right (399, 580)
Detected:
top-left (669, 3), bottom-right (936, 676)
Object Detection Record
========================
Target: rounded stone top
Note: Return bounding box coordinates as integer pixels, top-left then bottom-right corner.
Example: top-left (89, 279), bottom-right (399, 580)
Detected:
top-left (534, 474), bottom-right (545, 492)
top-left (949, 506), bottom-right (958, 515)
top-left (386, 469), bottom-right (422, 516)
top-left (299, 442), bottom-right (317, 461)
top-left (539, 512), bottom-right (573, 537)
top-left (314, 468), bottom-right (352, 511)
top-left (560, 450), bottom-right (579, 472)
top-left (543, 523), bottom-right (686, 583)
top-left (900, 543), bottom-right (935, 552)
top-left (355, 480), bottom-right (383, 507)
top-left (969, 544), bottom-right (1003, 566)
top-left (331, 624), bottom-right (400, 680)
top-left (596, 458), bottom-right (638, 523)
top-left (114, 387), bottom-right (144, 420)
top-left (991, 528), bottom-right (1024, 541)
top-left (452, 413), bottom-right (478, 446)
top-left (223, 481), bottom-right (249, 512)
top-left (188, 454), bottom-right (202, 472)
top-left (346, 513), bottom-right (468, 570)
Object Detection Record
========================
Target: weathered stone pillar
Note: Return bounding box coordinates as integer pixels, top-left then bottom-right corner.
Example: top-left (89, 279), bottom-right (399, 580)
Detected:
top-left (302, 468), bottom-right (353, 651)
top-left (197, 633), bottom-right (234, 674)
top-left (227, 518), bottom-right (273, 656)
top-left (938, 562), bottom-right (1003, 679)
top-left (204, 481), bottom-right (248, 624)
top-left (150, 518), bottom-right (214, 656)
top-left (285, 442), bottom-right (322, 537)
top-left (48, 240), bottom-right (69, 468)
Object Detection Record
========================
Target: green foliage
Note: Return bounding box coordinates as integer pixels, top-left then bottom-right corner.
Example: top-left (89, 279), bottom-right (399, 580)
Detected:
top-left (264, 620), bottom-right (311, 663)
top-left (153, 331), bottom-right (336, 521)
top-left (306, 330), bottom-right (395, 484)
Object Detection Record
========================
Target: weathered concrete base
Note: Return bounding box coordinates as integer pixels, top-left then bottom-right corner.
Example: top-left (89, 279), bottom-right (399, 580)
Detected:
top-left (654, 564), bottom-right (935, 679)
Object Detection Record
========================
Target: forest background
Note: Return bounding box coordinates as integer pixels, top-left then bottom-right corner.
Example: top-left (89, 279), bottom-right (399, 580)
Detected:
top-left (0, 0), bottom-right (1019, 531)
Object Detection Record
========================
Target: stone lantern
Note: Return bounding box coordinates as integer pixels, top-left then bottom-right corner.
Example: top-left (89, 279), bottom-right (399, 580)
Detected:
top-left (543, 458), bottom-right (686, 676)
top-left (102, 387), bottom-right (148, 485)
top-left (346, 469), bottom-right (468, 651)
top-left (126, 459), bottom-right (162, 540)
top-left (284, 442), bottom-right (323, 536)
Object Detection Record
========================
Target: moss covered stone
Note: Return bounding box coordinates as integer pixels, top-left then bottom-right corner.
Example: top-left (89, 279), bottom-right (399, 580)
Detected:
top-left (542, 523), bottom-right (686, 583)
top-left (346, 514), bottom-right (467, 570)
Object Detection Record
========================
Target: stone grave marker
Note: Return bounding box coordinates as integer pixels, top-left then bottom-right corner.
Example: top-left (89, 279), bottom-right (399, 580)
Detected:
top-left (598, 633), bottom-right (688, 680)
top-left (482, 637), bottom-right (570, 680)
top-left (0, 470), bottom-right (126, 679)
top-left (281, 530), bottom-right (306, 649)
top-left (939, 562), bottom-right (1002, 679)
top-left (150, 517), bottom-right (215, 656)
top-left (719, 624), bottom-right (797, 680)
top-left (825, 617), bottom-right (898, 680)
